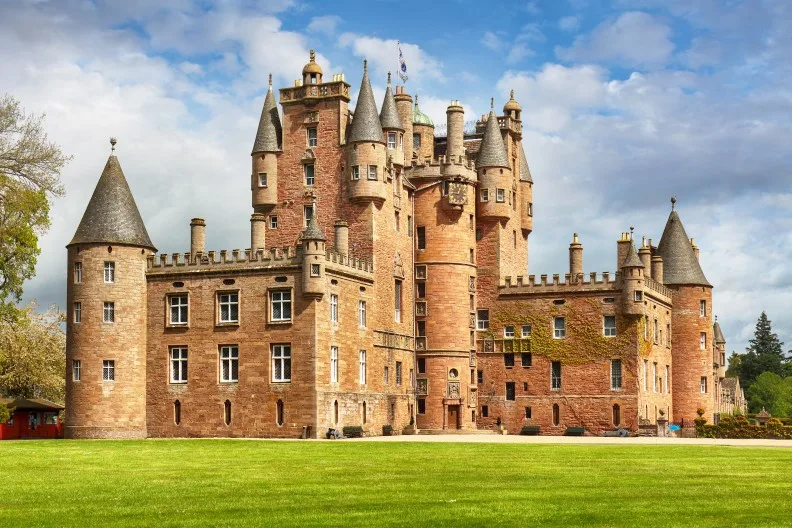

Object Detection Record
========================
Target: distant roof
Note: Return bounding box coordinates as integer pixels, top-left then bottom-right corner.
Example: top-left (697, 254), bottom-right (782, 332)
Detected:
top-left (412, 96), bottom-right (434, 127)
top-left (68, 155), bottom-right (156, 251)
top-left (1, 398), bottom-right (64, 412)
top-left (656, 210), bottom-right (711, 286)
top-left (713, 321), bottom-right (726, 344)
top-left (476, 111), bottom-right (510, 169)
top-left (252, 83), bottom-right (282, 154)
top-left (348, 64), bottom-right (384, 143)
top-left (721, 378), bottom-right (738, 391)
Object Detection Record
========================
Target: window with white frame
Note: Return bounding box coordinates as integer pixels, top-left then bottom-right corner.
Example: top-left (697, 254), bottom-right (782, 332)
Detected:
top-left (272, 344), bottom-right (291, 382)
top-left (700, 300), bottom-right (706, 317)
top-left (496, 188), bottom-right (505, 202)
top-left (504, 325), bottom-right (515, 338)
top-left (481, 188), bottom-right (489, 202)
top-left (73, 262), bottom-right (82, 284)
top-left (170, 295), bottom-right (188, 325)
top-left (72, 360), bottom-right (81, 382)
top-left (635, 291), bottom-right (643, 302)
top-left (271, 290), bottom-right (292, 322)
top-left (394, 279), bottom-right (402, 323)
top-left (653, 363), bottom-right (658, 392)
top-left (258, 172), bottom-right (268, 187)
top-left (269, 216), bottom-right (278, 229)
top-left (476, 309), bottom-right (489, 330)
top-left (700, 332), bottom-right (706, 350)
top-left (359, 350), bottom-right (367, 384)
top-left (304, 164), bottom-right (315, 186)
top-left (170, 347), bottom-right (188, 383)
top-left (653, 319), bottom-right (659, 344)
top-left (352, 165), bottom-right (360, 180)
top-left (330, 347), bottom-right (338, 383)
top-left (304, 205), bottom-right (313, 227)
top-left (358, 300), bottom-right (367, 328)
top-left (396, 361), bottom-right (403, 386)
top-left (611, 359), bottom-right (622, 390)
top-left (553, 317), bottom-right (566, 339)
top-left (521, 325), bottom-right (532, 338)
top-left (330, 294), bottom-right (338, 323)
top-left (102, 360), bottom-right (115, 381)
top-left (307, 127), bottom-right (317, 147)
top-left (74, 302), bottom-right (81, 323)
top-left (103, 302), bottom-right (115, 323)
top-left (368, 165), bottom-right (378, 181)
top-left (603, 315), bottom-right (616, 337)
top-left (220, 346), bottom-right (238, 383)
top-left (551, 361), bottom-right (561, 390)
top-left (387, 131), bottom-right (397, 149)
top-left (218, 292), bottom-right (239, 323)
top-left (700, 376), bottom-right (707, 394)
top-left (104, 261), bottom-right (115, 283)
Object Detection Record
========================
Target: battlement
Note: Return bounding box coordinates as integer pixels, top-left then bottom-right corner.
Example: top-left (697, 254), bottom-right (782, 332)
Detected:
top-left (475, 114), bottom-right (521, 136)
top-left (404, 155), bottom-right (477, 182)
top-left (323, 248), bottom-right (374, 274)
top-left (498, 271), bottom-right (619, 295)
top-left (279, 78), bottom-right (351, 105)
top-left (644, 276), bottom-right (672, 300)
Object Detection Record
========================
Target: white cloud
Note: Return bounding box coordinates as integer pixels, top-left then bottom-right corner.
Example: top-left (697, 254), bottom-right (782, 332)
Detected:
top-left (481, 31), bottom-right (505, 51)
top-left (559, 15), bottom-right (581, 32)
top-left (507, 43), bottom-right (533, 64)
top-left (338, 34), bottom-right (444, 83)
top-left (307, 15), bottom-right (341, 36)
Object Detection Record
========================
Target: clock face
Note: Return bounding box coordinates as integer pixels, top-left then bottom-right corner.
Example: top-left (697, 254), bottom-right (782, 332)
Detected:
top-left (449, 182), bottom-right (467, 205)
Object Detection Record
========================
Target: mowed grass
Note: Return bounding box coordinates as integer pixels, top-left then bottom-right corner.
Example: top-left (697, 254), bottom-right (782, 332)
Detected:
top-left (1, 440), bottom-right (791, 527)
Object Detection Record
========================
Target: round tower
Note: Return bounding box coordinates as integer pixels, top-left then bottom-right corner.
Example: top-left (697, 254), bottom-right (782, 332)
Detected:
top-left (66, 141), bottom-right (155, 439)
top-left (569, 233), bottom-right (583, 279)
top-left (380, 72), bottom-right (405, 168)
top-left (446, 100), bottom-right (465, 161)
top-left (620, 235), bottom-right (645, 317)
top-left (393, 87), bottom-right (414, 162)
top-left (412, 95), bottom-right (435, 160)
top-left (638, 236), bottom-right (652, 279)
top-left (301, 208), bottom-right (326, 298)
top-left (302, 49), bottom-right (323, 85)
top-left (347, 60), bottom-right (387, 203)
top-left (251, 73), bottom-right (282, 213)
top-left (476, 99), bottom-right (512, 221)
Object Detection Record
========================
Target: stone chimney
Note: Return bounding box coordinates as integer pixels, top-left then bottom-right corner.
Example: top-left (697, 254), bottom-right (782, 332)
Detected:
top-left (446, 100), bottom-right (464, 161)
top-left (334, 220), bottom-right (349, 255)
top-left (190, 218), bottom-right (206, 255)
top-left (250, 213), bottom-right (266, 252)
top-left (651, 255), bottom-right (664, 283)
top-left (569, 233), bottom-right (583, 279)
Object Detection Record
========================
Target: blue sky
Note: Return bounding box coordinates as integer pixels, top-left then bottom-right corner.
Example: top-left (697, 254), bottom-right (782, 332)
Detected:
top-left (2, 0), bottom-right (791, 355)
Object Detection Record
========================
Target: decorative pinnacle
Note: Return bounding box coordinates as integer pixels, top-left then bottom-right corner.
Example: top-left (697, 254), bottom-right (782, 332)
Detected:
top-left (671, 195), bottom-right (677, 211)
top-left (268, 73), bottom-right (272, 87)
top-left (572, 232), bottom-right (580, 244)
top-left (629, 226), bottom-right (634, 240)
top-left (387, 71), bottom-right (391, 86)
top-left (110, 137), bottom-right (117, 154)
top-left (415, 94), bottom-right (419, 106)
top-left (309, 49), bottom-right (316, 62)
top-left (510, 89), bottom-right (515, 100)
top-left (490, 97), bottom-right (494, 110)
top-left (363, 59), bottom-right (367, 71)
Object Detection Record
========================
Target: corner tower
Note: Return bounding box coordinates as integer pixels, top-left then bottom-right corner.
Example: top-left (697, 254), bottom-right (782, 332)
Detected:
top-left (347, 60), bottom-right (386, 203)
top-left (65, 140), bottom-right (155, 439)
top-left (251, 74), bottom-right (282, 213)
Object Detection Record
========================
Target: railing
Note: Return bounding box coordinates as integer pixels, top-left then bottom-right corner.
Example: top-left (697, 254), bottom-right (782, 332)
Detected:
top-left (644, 277), bottom-right (671, 298)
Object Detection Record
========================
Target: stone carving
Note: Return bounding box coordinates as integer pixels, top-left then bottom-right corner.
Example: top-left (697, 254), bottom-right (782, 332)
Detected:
top-left (447, 381), bottom-right (461, 399)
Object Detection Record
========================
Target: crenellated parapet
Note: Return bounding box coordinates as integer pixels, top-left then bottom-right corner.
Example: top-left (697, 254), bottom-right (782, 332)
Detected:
top-left (279, 78), bottom-right (351, 105)
top-left (498, 271), bottom-right (619, 295)
top-left (404, 155), bottom-right (477, 180)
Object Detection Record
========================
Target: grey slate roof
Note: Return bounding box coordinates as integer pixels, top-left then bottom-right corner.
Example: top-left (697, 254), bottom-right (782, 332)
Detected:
top-left (68, 155), bottom-right (156, 250)
top-left (251, 86), bottom-right (282, 154)
top-left (302, 213), bottom-right (326, 241)
top-left (380, 83), bottom-right (403, 131)
top-left (714, 321), bottom-right (726, 344)
top-left (621, 241), bottom-right (644, 268)
top-left (721, 378), bottom-right (737, 391)
top-left (349, 67), bottom-right (384, 143)
top-left (519, 142), bottom-right (533, 182)
top-left (656, 210), bottom-right (711, 286)
top-left (476, 111), bottom-right (510, 169)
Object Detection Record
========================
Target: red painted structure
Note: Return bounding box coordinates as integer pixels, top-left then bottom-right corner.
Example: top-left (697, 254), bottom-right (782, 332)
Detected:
top-left (0, 398), bottom-right (64, 440)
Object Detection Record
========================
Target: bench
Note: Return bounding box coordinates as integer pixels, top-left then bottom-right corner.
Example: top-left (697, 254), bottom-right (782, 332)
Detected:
top-left (565, 426), bottom-right (585, 436)
top-left (520, 425), bottom-right (541, 436)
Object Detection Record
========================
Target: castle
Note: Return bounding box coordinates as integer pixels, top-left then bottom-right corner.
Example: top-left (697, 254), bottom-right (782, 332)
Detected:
top-left (64, 50), bottom-right (745, 439)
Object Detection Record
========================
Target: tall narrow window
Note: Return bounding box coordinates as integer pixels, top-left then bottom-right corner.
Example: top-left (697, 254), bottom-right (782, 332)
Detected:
top-left (304, 164), bottom-right (315, 186)
top-left (330, 294), bottom-right (339, 323)
top-left (330, 347), bottom-right (338, 383)
top-left (218, 292), bottom-right (239, 324)
top-left (367, 165), bottom-right (377, 181)
top-left (359, 350), bottom-right (367, 384)
top-left (552, 404), bottom-right (560, 426)
top-left (170, 347), bottom-right (188, 383)
top-left (699, 300), bottom-right (706, 317)
top-left (611, 359), bottom-right (622, 390)
top-left (665, 366), bottom-right (670, 393)
top-left (351, 165), bottom-right (360, 180)
top-left (72, 360), bottom-right (81, 382)
top-left (416, 282), bottom-right (426, 298)
top-left (220, 346), bottom-right (239, 383)
top-left (506, 382), bottom-right (516, 401)
top-left (271, 290), bottom-right (292, 322)
top-left (73, 262), bottom-right (82, 284)
top-left (170, 295), bottom-right (188, 325)
top-left (394, 280), bottom-right (402, 323)
top-left (224, 400), bottom-right (231, 425)
top-left (666, 323), bottom-right (671, 347)
top-left (603, 316), bottom-right (616, 337)
top-left (653, 363), bottom-right (658, 392)
top-left (103, 302), bottom-right (115, 323)
top-left (358, 300), bottom-right (367, 328)
top-left (700, 376), bottom-right (707, 394)
top-left (477, 370), bottom-right (483, 384)
top-left (384, 366), bottom-right (390, 385)
top-left (417, 320), bottom-right (426, 336)
top-left (272, 344), bottom-right (291, 382)
top-left (418, 398), bottom-right (426, 414)
top-left (525, 407), bottom-right (532, 419)
top-left (553, 317), bottom-right (566, 339)
top-left (612, 404), bottom-right (621, 427)
top-left (408, 215), bottom-right (413, 236)
top-left (413, 133), bottom-right (421, 149)
top-left (418, 358), bottom-right (426, 374)
top-left (258, 172), bottom-right (267, 187)
top-left (307, 127), bottom-right (317, 147)
top-left (387, 131), bottom-right (397, 149)
top-left (644, 360), bottom-right (649, 391)
top-left (104, 262), bottom-right (115, 283)
top-left (551, 361), bottom-right (561, 390)
top-left (174, 400), bottom-right (181, 425)
top-left (102, 360), bottom-right (115, 382)
top-left (700, 332), bottom-right (706, 350)
top-left (304, 204), bottom-right (314, 227)
top-left (333, 400), bottom-right (339, 424)
top-left (73, 302), bottom-right (81, 323)
top-left (653, 319), bottom-right (659, 344)
top-left (276, 399), bottom-right (284, 426)
top-left (362, 401), bottom-right (367, 424)
top-left (416, 226), bottom-right (426, 249)
top-left (396, 361), bottom-right (403, 386)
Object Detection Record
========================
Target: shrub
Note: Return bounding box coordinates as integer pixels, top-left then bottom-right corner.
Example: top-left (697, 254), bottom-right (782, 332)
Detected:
top-left (0, 404), bottom-right (11, 424)
top-left (697, 415), bottom-right (792, 439)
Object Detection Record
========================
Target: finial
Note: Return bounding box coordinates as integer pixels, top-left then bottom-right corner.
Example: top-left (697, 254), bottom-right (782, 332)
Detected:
top-left (490, 97), bottom-right (494, 110)
top-left (629, 226), bottom-right (634, 240)
top-left (363, 59), bottom-right (367, 71)
top-left (415, 94), bottom-right (419, 107)
top-left (309, 49), bottom-right (316, 63)
top-left (268, 73), bottom-right (272, 87)
top-left (572, 233), bottom-right (579, 244)
top-left (671, 195), bottom-right (676, 211)
top-left (510, 89), bottom-right (515, 100)
top-left (110, 137), bottom-right (117, 154)
top-left (387, 71), bottom-right (391, 86)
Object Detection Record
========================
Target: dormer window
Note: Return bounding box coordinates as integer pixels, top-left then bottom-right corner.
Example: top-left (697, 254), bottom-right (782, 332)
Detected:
top-left (307, 127), bottom-right (318, 147)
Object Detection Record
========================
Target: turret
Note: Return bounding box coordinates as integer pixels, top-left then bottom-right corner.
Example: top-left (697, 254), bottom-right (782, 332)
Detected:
top-left (334, 220), bottom-right (349, 255)
top-left (714, 317), bottom-right (727, 378)
top-left (347, 60), bottom-right (387, 203)
top-left (65, 139), bottom-right (154, 439)
top-left (620, 235), bottom-right (644, 316)
top-left (518, 142), bottom-right (533, 233)
top-left (393, 87), bottom-right (413, 162)
top-left (569, 233), bottom-right (583, 280)
top-left (380, 72), bottom-right (404, 167)
top-left (301, 207), bottom-right (326, 298)
top-left (446, 100), bottom-right (464, 161)
top-left (503, 89), bottom-right (522, 122)
top-left (302, 49), bottom-right (323, 85)
top-left (251, 73), bottom-right (282, 213)
top-left (476, 100), bottom-right (512, 221)
top-left (412, 95), bottom-right (435, 160)
top-left (616, 231), bottom-right (632, 270)
top-left (639, 236), bottom-right (652, 279)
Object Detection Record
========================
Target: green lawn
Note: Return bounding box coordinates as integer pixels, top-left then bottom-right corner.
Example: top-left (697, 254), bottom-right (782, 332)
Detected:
top-left (1, 440), bottom-right (791, 527)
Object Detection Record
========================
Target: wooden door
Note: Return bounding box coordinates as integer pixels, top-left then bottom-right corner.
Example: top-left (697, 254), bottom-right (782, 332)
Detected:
top-left (447, 406), bottom-right (459, 430)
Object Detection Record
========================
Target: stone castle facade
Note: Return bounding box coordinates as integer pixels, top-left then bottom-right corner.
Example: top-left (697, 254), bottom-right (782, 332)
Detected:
top-left (64, 51), bottom-right (739, 438)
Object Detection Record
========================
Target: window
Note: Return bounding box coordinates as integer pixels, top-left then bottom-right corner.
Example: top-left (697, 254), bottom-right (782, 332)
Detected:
top-left (700, 300), bottom-right (706, 317)
top-left (358, 300), bottom-right (367, 328)
top-left (394, 211), bottom-right (400, 232)
top-left (408, 215), bottom-right (413, 236)
top-left (612, 404), bottom-right (621, 427)
top-left (220, 346), bottom-right (238, 383)
top-left (103, 302), bottom-right (115, 323)
top-left (367, 165), bottom-right (378, 181)
top-left (170, 347), bottom-right (188, 384)
top-left (552, 404), bottom-right (560, 426)
top-left (418, 358), bottom-right (426, 374)
top-left (653, 363), bottom-right (658, 392)
top-left (521, 325), bottom-right (532, 338)
top-left (304, 164), bottom-right (315, 186)
top-left (634, 291), bottom-right (643, 302)
top-left (272, 344), bottom-right (291, 382)
top-left (271, 290), bottom-right (292, 322)
top-left (387, 131), bottom-right (396, 149)
top-left (276, 399), bottom-right (285, 426)
top-left (441, 180), bottom-right (450, 196)
top-left (258, 172), bottom-right (268, 187)
top-left (307, 127), bottom-right (317, 147)
top-left (482, 405), bottom-right (489, 418)
top-left (476, 310), bottom-right (490, 331)
top-left (525, 406), bottom-right (532, 419)
top-left (504, 325), bottom-right (515, 338)
top-left (416, 282), bottom-right (426, 299)
top-left (644, 316), bottom-right (649, 339)
top-left (665, 366), bottom-right (670, 393)
top-left (603, 316), bottom-right (616, 337)
top-left (418, 398), bottom-right (426, 414)
top-left (394, 280), bottom-right (402, 323)
top-left (644, 360), bottom-right (649, 391)
top-left (477, 370), bottom-right (483, 384)
top-left (104, 261), bottom-right (115, 283)
top-left (527, 202), bottom-right (533, 216)
top-left (551, 361), bottom-right (561, 390)
top-left (170, 295), bottom-right (188, 325)
top-left (72, 360), bottom-right (81, 382)
top-left (304, 205), bottom-right (313, 227)
top-left (269, 215), bottom-right (278, 229)
top-left (666, 323), bottom-right (671, 347)
top-left (330, 294), bottom-right (338, 322)
top-left (396, 361), bottom-right (403, 386)
top-left (506, 382), bottom-right (516, 401)
top-left (224, 400), bottom-right (232, 425)
top-left (611, 359), bottom-right (622, 390)
top-left (480, 188), bottom-right (489, 202)
top-left (311, 263), bottom-right (320, 277)
top-left (496, 189), bottom-right (505, 202)
top-left (102, 360), bottom-right (115, 382)
top-left (73, 262), bottom-right (82, 284)
top-left (416, 226), bottom-right (426, 249)
top-left (413, 133), bottom-right (421, 149)
top-left (174, 400), bottom-right (181, 425)
top-left (700, 332), bottom-right (706, 350)
top-left (330, 347), bottom-right (338, 383)
top-left (504, 354), bottom-right (515, 367)
top-left (73, 302), bottom-right (81, 323)
top-left (521, 353), bottom-right (532, 367)
top-left (352, 165), bottom-right (360, 180)
top-left (218, 292), bottom-right (239, 323)
top-left (553, 317), bottom-right (566, 339)
top-left (384, 366), bottom-right (390, 385)
top-left (653, 319), bottom-right (659, 344)
top-left (700, 376), bottom-right (708, 394)
top-left (359, 350), bottom-right (367, 384)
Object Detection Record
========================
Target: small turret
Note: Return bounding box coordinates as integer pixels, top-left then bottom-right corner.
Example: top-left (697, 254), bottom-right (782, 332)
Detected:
top-left (251, 73), bottom-right (282, 213)
top-left (476, 100), bottom-right (512, 221)
top-left (503, 89), bottom-right (522, 121)
top-left (656, 198), bottom-right (710, 287)
top-left (393, 86), bottom-right (413, 161)
top-left (347, 60), bottom-right (387, 203)
top-left (380, 72), bottom-right (404, 167)
top-left (518, 142), bottom-right (533, 233)
top-left (620, 233), bottom-right (644, 316)
top-left (302, 49), bottom-right (323, 85)
top-left (301, 206), bottom-right (326, 298)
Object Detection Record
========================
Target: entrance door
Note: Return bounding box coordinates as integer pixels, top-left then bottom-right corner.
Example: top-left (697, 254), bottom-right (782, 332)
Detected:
top-left (447, 406), bottom-right (459, 430)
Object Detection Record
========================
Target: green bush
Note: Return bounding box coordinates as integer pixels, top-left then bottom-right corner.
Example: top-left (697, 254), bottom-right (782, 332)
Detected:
top-left (697, 415), bottom-right (792, 439)
top-left (0, 404), bottom-right (11, 424)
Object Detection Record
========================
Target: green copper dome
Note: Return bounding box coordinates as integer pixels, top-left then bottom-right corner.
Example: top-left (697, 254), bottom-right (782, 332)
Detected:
top-left (412, 95), bottom-right (434, 127)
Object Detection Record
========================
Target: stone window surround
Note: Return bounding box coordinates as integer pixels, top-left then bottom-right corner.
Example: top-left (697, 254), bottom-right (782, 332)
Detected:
top-left (219, 345), bottom-right (239, 383)
top-left (269, 215), bottom-right (278, 229)
top-left (73, 301), bottom-right (81, 324)
top-left (170, 346), bottom-right (188, 384)
top-left (73, 261), bottom-right (83, 284)
top-left (103, 301), bottom-right (115, 324)
top-left (272, 343), bottom-right (291, 383)
top-left (166, 292), bottom-right (190, 328)
top-left (104, 261), bottom-right (115, 283)
top-left (269, 287), bottom-right (294, 324)
top-left (72, 359), bottom-right (81, 382)
top-left (216, 290), bottom-right (240, 327)
top-left (258, 172), bottom-right (268, 187)
top-left (610, 358), bottom-right (622, 391)
top-left (330, 293), bottom-right (339, 323)
top-left (102, 359), bottom-right (115, 382)
top-left (603, 315), bottom-right (616, 337)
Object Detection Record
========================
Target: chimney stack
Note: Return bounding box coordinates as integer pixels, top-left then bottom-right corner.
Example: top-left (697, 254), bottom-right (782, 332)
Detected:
top-left (190, 218), bottom-right (206, 256)
top-left (334, 220), bottom-right (349, 255)
top-left (250, 213), bottom-right (266, 252)
top-left (616, 232), bottom-right (631, 269)
top-left (638, 236), bottom-right (652, 279)
top-left (651, 255), bottom-right (664, 283)
top-left (446, 100), bottom-right (464, 161)
top-left (569, 233), bottom-right (583, 279)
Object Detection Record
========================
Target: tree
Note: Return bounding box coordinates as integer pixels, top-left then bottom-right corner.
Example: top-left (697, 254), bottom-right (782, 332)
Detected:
top-left (0, 303), bottom-right (65, 403)
top-left (737, 312), bottom-right (788, 390)
top-left (746, 372), bottom-right (792, 417)
top-left (0, 95), bottom-right (69, 321)
top-left (0, 401), bottom-right (10, 424)
top-left (726, 351), bottom-right (742, 378)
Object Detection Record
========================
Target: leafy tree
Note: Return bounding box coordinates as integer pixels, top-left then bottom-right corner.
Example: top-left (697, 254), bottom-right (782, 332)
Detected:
top-left (726, 351), bottom-right (742, 378)
top-left (746, 372), bottom-right (792, 417)
top-left (0, 94), bottom-right (69, 321)
top-left (0, 303), bottom-right (65, 403)
top-left (737, 312), bottom-right (789, 389)
top-left (0, 401), bottom-right (10, 424)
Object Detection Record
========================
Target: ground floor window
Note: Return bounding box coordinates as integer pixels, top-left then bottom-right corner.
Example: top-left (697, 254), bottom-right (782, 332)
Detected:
top-left (276, 399), bottom-right (284, 426)
top-left (418, 398), bottom-right (426, 415)
top-left (612, 404), bottom-right (621, 426)
top-left (482, 405), bottom-right (489, 418)
top-left (174, 400), bottom-right (181, 425)
top-left (552, 403), bottom-right (560, 426)
top-left (525, 406), bottom-right (532, 419)
top-left (224, 400), bottom-right (231, 426)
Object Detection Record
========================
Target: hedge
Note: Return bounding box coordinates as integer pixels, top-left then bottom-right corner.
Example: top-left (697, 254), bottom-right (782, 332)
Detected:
top-left (697, 415), bottom-right (792, 439)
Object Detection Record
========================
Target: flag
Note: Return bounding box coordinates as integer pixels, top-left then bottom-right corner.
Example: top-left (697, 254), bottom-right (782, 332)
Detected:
top-left (398, 41), bottom-right (408, 82)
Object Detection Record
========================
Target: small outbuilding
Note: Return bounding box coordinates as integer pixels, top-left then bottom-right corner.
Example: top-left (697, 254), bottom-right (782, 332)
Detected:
top-left (0, 398), bottom-right (64, 440)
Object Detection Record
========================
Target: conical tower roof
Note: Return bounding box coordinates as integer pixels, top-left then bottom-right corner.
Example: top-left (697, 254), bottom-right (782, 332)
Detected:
top-left (349, 61), bottom-right (384, 143)
top-left (251, 76), bottom-right (282, 154)
top-left (713, 320), bottom-right (726, 344)
top-left (656, 204), bottom-right (711, 286)
top-left (621, 241), bottom-right (644, 268)
top-left (519, 142), bottom-right (533, 183)
top-left (69, 154), bottom-right (155, 251)
top-left (380, 74), bottom-right (403, 131)
top-left (477, 104), bottom-right (510, 169)
top-left (302, 212), bottom-right (326, 241)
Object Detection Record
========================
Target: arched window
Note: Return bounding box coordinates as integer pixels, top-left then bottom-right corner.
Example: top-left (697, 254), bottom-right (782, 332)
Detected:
top-left (362, 401), bottom-right (367, 424)
top-left (333, 400), bottom-right (339, 425)
top-left (612, 404), bottom-right (621, 427)
top-left (174, 400), bottom-right (181, 426)
top-left (276, 399), bottom-right (284, 426)
top-left (552, 404), bottom-right (560, 427)
top-left (224, 400), bottom-right (231, 426)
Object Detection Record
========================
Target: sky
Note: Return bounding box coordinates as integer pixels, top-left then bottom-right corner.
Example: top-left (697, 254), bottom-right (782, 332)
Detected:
top-left (2, 0), bottom-right (791, 356)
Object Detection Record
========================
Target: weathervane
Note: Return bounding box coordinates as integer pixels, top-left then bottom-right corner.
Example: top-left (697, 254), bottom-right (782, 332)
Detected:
top-left (110, 137), bottom-right (117, 154)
